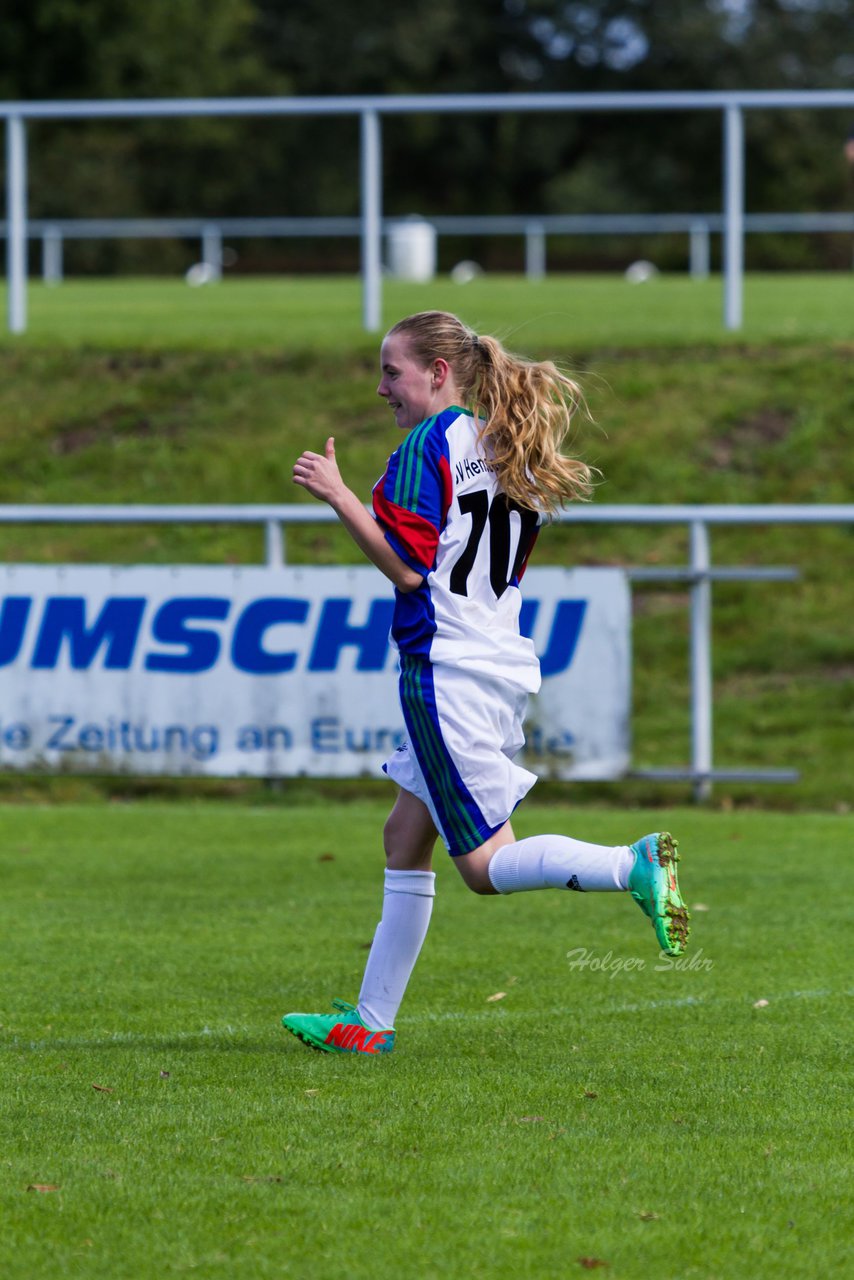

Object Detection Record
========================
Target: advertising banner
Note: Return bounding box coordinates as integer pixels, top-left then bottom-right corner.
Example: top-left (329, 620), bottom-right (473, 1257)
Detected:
top-left (0, 564), bottom-right (630, 779)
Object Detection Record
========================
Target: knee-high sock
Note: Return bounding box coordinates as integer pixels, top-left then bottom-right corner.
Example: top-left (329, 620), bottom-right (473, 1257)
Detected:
top-left (357, 868), bottom-right (436, 1031)
top-left (487, 834), bottom-right (633, 894)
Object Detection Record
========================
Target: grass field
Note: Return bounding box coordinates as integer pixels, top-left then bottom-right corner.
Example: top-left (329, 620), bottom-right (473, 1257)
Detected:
top-left (0, 275), bottom-right (851, 1277)
top-left (1, 801), bottom-right (851, 1279)
top-left (5, 272), bottom-right (854, 350)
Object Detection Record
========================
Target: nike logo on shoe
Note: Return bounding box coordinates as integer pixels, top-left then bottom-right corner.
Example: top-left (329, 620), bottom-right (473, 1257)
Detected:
top-left (324, 1022), bottom-right (393, 1053)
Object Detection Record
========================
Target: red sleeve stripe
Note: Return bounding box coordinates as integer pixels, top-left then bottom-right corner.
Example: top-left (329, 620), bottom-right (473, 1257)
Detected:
top-left (373, 488), bottom-right (440, 571)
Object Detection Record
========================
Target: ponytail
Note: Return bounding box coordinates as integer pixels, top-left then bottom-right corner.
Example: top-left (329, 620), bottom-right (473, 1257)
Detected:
top-left (387, 311), bottom-right (593, 514)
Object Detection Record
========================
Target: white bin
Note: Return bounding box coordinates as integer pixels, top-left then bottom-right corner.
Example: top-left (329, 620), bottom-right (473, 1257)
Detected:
top-left (387, 218), bottom-right (437, 282)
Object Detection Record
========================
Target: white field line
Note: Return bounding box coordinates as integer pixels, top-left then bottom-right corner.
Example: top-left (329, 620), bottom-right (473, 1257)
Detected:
top-left (3, 988), bottom-right (848, 1050)
top-left (410, 986), bottom-right (845, 1023)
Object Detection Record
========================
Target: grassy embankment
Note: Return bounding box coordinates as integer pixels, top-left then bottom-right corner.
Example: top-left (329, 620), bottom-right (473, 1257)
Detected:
top-left (0, 274), bottom-right (851, 809)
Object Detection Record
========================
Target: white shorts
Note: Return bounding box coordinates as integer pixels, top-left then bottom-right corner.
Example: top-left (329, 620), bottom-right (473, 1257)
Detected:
top-left (383, 655), bottom-right (538, 857)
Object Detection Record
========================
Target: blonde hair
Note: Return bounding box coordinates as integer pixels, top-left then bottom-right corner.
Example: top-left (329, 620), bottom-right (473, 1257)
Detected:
top-left (387, 310), bottom-right (593, 514)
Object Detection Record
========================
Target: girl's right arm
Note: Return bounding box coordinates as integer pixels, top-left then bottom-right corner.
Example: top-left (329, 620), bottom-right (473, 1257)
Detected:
top-left (293, 437), bottom-right (422, 593)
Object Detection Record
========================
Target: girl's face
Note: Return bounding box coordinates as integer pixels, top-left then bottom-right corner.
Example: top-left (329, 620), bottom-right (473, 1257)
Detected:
top-left (377, 333), bottom-right (457, 431)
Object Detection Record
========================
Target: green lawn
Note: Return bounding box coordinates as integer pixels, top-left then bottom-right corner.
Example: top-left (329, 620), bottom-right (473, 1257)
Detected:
top-left (4, 271), bottom-right (854, 350)
top-left (1, 802), bottom-right (851, 1279)
top-left (0, 275), bottom-right (849, 1276)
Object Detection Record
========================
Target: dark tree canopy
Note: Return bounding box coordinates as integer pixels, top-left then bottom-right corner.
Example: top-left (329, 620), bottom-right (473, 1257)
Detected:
top-left (1, 0), bottom-right (852, 271)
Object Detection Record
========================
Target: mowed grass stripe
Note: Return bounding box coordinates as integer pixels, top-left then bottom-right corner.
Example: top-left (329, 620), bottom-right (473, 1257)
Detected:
top-left (0, 801), bottom-right (850, 1279)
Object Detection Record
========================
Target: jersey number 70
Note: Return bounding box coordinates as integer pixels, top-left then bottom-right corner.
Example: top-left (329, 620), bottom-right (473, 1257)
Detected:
top-left (449, 489), bottom-right (539, 600)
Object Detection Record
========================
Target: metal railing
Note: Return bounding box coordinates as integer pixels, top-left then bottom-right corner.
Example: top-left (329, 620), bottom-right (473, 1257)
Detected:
top-left (2, 501), bottom-right (850, 799)
top-left (3, 211), bottom-right (853, 284)
top-left (4, 90), bottom-right (854, 334)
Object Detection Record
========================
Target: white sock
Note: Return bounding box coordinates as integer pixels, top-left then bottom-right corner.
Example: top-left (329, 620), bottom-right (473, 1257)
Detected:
top-left (357, 868), bottom-right (436, 1031)
top-left (487, 834), bottom-right (633, 894)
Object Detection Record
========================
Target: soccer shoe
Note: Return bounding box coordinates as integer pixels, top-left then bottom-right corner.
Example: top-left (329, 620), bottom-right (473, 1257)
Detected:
top-left (628, 832), bottom-right (690, 956)
top-left (281, 999), bottom-right (395, 1055)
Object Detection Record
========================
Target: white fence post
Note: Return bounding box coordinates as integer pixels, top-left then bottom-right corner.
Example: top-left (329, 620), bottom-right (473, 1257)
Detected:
top-left (525, 221), bottom-right (546, 280)
top-left (689, 220), bottom-right (710, 279)
top-left (201, 224), bottom-right (222, 281)
top-left (6, 114), bottom-right (27, 333)
top-left (360, 109), bottom-right (382, 333)
top-left (690, 519), bottom-right (713, 801)
top-left (42, 225), bottom-right (63, 285)
top-left (723, 103), bottom-right (745, 331)
top-left (264, 519), bottom-right (284, 567)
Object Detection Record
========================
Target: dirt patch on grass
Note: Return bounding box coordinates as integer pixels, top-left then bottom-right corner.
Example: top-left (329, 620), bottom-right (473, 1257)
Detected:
top-left (708, 407), bottom-right (797, 470)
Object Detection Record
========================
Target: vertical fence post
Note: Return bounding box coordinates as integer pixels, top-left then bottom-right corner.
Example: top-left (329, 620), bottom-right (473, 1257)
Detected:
top-left (723, 102), bottom-right (744, 331)
top-left (201, 224), bottom-right (222, 281)
top-left (6, 114), bottom-right (27, 334)
top-left (525, 221), bottom-right (546, 279)
top-left (42, 226), bottom-right (63, 285)
top-left (264, 519), bottom-right (284, 567)
top-left (690, 519), bottom-right (713, 801)
top-left (689, 220), bottom-right (710, 279)
top-left (360, 109), bottom-right (382, 333)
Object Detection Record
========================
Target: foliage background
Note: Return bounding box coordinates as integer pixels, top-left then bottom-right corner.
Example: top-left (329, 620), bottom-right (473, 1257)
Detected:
top-left (1, 0), bottom-right (853, 273)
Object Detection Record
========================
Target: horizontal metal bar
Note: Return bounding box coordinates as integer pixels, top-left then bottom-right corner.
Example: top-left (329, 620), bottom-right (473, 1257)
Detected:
top-left (5, 212), bottom-right (852, 241)
top-left (0, 504), bottom-right (336, 524)
top-left (0, 504), bottom-right (850, 526)
top-left (553, 504), bottom-right (854, 525)
top-left (631, 768), bottom-right (801, 783)
top-left (430, 212), bottom-right (854, 235)
top-left (627, 567), bottom-right (800, 582)
top-left (2, 90), bottom-right (853, 123)
top-left (6, 217), bottom-right (365, 239)
top-left (1, 212), bottom-right (850, 241)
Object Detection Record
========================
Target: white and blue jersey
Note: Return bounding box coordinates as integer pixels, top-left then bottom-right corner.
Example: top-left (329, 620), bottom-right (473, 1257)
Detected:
top-left (373, 406), bottom-right (543, 856)
top-left (372, 405), bottom-right (542, 691)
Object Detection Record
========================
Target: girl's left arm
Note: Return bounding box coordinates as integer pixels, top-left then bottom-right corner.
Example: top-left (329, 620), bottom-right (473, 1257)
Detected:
top-left (293, 437), bottom-right (422, 593)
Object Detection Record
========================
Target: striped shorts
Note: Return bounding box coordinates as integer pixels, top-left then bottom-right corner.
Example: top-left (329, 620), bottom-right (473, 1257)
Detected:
top-left (383, 653), bottom-right (538, 857)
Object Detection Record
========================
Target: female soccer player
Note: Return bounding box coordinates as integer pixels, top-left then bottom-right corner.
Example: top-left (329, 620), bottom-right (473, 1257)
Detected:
top-left (283, 310), bottom-right (688, 1055)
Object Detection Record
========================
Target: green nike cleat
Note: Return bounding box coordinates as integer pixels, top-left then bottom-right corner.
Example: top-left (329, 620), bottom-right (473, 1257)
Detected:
top-left (282, 999), bottom-right (395, 1055)
top-left (628, 832), bottom-right (690, 956)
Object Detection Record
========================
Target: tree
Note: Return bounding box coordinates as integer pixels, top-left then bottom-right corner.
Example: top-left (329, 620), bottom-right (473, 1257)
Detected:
top-left (1, 0), bottom-right (851, 272)
top-left (1, 0), bottom-right (275, 271)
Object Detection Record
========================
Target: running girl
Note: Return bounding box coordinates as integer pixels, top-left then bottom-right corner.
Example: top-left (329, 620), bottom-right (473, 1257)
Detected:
top-left (283, 311), bottom-right (689, 1055)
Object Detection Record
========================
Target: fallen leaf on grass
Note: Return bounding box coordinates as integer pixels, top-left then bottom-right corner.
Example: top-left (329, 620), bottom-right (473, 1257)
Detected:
top-left (318, 853), bottom-right (335, 862)
top-left (584, 1090), bottom-right (598, 1099)
top-left (753, 999), bottom-right (770, 1009)
top-left (578, 1258), bottom-right (608, 1269)
top-left (91, 1083), bottom-right (114, 1093)
top-left (486, 992), bottom-right (506, 1002)
top-left (27, 1184), bottom-right (60, 1193)
top-left (638, 1211), bottom-right (661, 1221)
